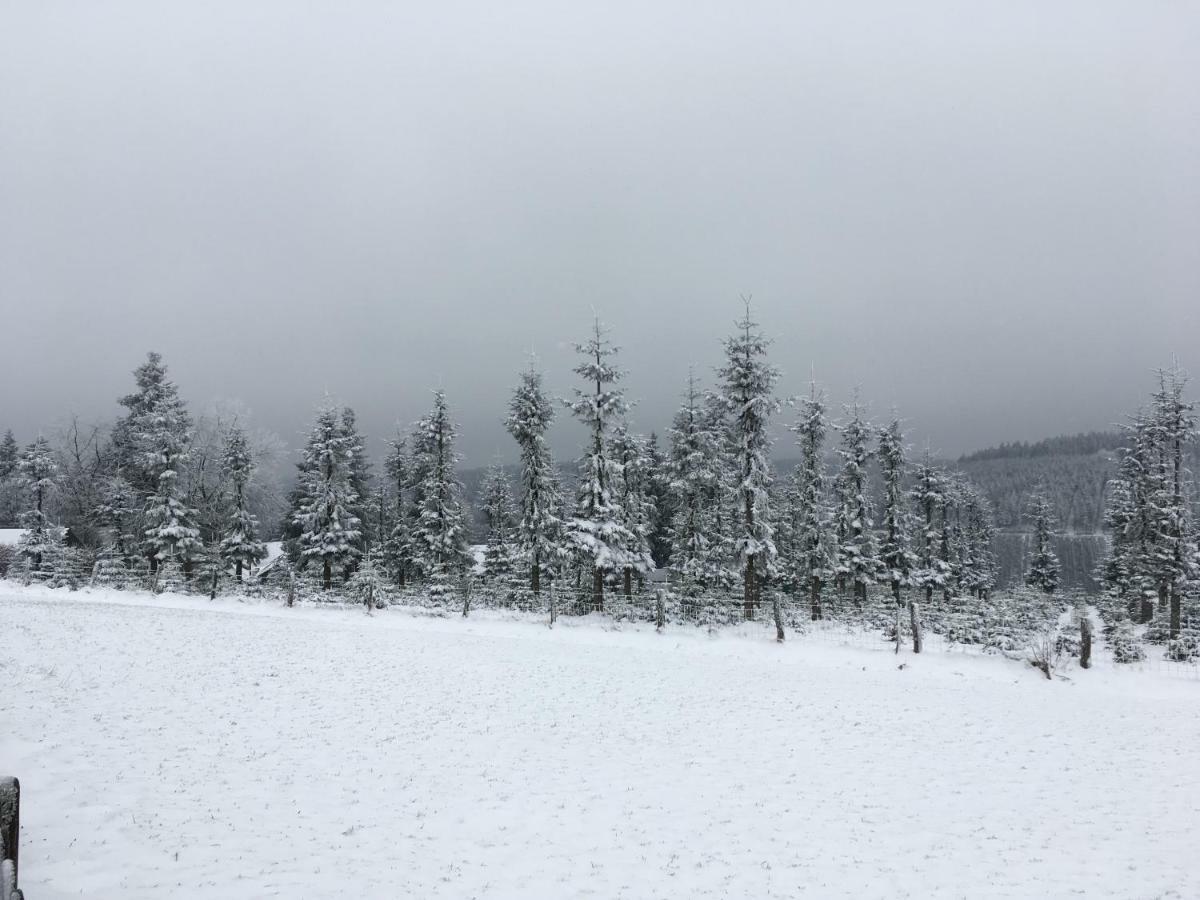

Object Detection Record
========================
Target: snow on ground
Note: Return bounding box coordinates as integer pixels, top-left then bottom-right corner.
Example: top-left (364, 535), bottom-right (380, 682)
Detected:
top-left (2, 585), bottom-right (1198, 899)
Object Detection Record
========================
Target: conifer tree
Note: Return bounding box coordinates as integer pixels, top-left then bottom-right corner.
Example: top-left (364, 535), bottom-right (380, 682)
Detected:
top-left (294, 405), bottom-right (363, 589)
top-left (788, 384), bottom-right (838, 619)
top-left (410, 390), bottom-right (469, 600)
top-left (340, 407), bottom-right (372, 562)
top-left (0, 430), bottom-right (18, 479)
top-left (1024, 488), bottom-right (1061, 594)
top-left (505, 364), bottom-right (566, 596)
top-left (835, 397), bottom-right (879, 605)
top-left (667, 372), bottom-right (724, 592)
top-left (910, 451), bottom-right (952, 604)
top-left (479, 463), bottom-right (518, 588)
top-left (643, 432), bottom-right (674, 568)
top-left (564, 318), bottom-right (633, 612)
top-left (717, 302), bottom-right (780, 619)
top-left (612, 426), bottom-right (656, 598)
top-left (132, 355), bottom-right (202, 576)
top-left (381, 433), bottom-right (415, 588)
top-left (17, 435), bottom-right (59, 570)
top-left (218, 425), bottom-right (267, 580)
top-left (876, 417), bottom-right (916, 603)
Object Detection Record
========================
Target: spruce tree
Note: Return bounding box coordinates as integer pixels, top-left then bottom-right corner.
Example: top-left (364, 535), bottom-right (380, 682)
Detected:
top-left (667, 372), bottom-right (724, 592)
top-left (717, 302), bottom-right (780, 619)
top-left (835, 397), bottom-right (879, 606)
top-left (479, 463), bottom-right (518, 589)
top-left (218, 425), bottom-right (267, 580)
top-left (294, 405), bottom-right (363, 589)
top-left (876, 417), bottom-right (916, 604)
top-left (788, 384), bottom-right (838, 619)
top-left (505, 364), bottom-right (566, 596)
top-left (133, 356), bottom-right (202, 576)
top-left (910, 451), bottom-right (952, 604)
top-left (1024, 488), bottom-right (1061, 594)
top-left (643, 432), bottom-right (674, 568)
top-left (381, 433), bottom-right (415, 588)
top-left (0, 430), bottom-right (18, 479)
top-left (611, 426), bottom-right (656, 599)
top-left (17, 435), bottom-right (59, 571)
top-left (564, 318), bottom-right (633, 612)
top-left (410, 390), bottom-right (469, 601)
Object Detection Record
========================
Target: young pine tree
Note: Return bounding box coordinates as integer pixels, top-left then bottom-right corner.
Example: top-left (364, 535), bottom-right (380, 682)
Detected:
top-left (564, 318), bottom-right (634, 612)
top-left (667, 372), bottom-right (724, 593)
top-left (218, 425), bottom-right (267, 581)
top-left (381, 433), bottom-right (416, 589)
top-left (479, 463), bottom-right (519, 590)
top-left (876, 417), bottom-right (917, 604)
top-left (788, 384), bottom-right (838, 620)
top-left (835, 397), bottom-right (880, 606)
top-left (505, 364), bottom-right (566, 596)
top-left (17, 435), bottom-right (59, 571)
top-left (611, 426), bottom-right (656, 599)
top-left (294, 405), bottom-right (363, 590)
top-left (1024, 488), bottom-right (1061, 594)
top-left (410, 391), bottom-right (469, 601)
top-left (717, 302), bottom-right (781, 619)
top-left (910, 451), bottom-right (952, 604)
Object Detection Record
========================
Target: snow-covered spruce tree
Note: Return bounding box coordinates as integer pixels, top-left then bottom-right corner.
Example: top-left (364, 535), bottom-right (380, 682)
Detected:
top-left (17, 435), bottom-right (59, 571)
top-left (294, 405), bottom-right (363, 590)
top-left (339, 407), bottom-right (372, 563)
top-left (218, 425), bottom-right (267, 581)
top-left (96, 472), bottom-right (140, 567)
top-left (788, 383), bottom-right (838, 619)
top-left (381, 433), bottom-right (415, 588)
top-left (564, 318), bottom-right (634, 612)
top-left (643, 432), bottom-right (674, 568)
top-left (956, 481), bottom-right (998, 599)
top-left (717, 302), bottom-right (781, 619)
top-left (349, 549), bottom-right (388, 612)
top-left (611, 426), bottom-right (656, 599)
top-left (910, 451), bottom-right (952, 604)
top-left (667, 371), bottom-right (724, 594)
top-left (937, 475), bottom-right (962, 602)
top-left (505, 364), bottom-right (566, 596)
top-left (1024, 488), bottom-right (1061, 594)
top-left (479, 463), bottom-right (519, 591)
top-left (133, 358), bottom-right (202, 577)
top-left (876, 418), bottom-right (917, 603)
top-left (1147, 365), bottom-right (1197, 640)
top-left (0, 430), bottom-right (18, 479)
top-left (410, 390), bottom-right (469, 602)
top-left (835, 397), bottom-right (879, 606)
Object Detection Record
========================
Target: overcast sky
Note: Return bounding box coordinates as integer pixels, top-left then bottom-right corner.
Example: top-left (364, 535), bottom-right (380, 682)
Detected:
top-left (1, 0), bottom-right (1197, 466)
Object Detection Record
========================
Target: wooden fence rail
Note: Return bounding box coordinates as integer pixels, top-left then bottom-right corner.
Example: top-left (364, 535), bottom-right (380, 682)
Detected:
top-left (1, 777), bottom-right (21, 900)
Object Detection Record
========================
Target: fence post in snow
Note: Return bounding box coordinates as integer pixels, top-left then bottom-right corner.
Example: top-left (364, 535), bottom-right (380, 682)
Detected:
top-left (772, 591), bottom-right (785, 643)
top-left (1080, 614), bottom-right (1092, 669)
top-left (655, 590), bottom-right (665, 632)
top-left (0, 776), bottom-right (18, 892)
top-left (910, 601), bottom-right (923, 654)
top-left (549, 580), bottom-right (557, 627)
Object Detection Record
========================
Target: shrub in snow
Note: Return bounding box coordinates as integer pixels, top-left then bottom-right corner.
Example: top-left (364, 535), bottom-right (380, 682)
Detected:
top-left (1165, 634), bottom-right (1199, 663)
top-left (1109, 621), bottom-right (1146, 664)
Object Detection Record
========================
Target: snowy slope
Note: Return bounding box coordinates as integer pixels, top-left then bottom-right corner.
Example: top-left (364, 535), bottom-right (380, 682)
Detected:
top-left (2, 586), bottom-right (1197, 899)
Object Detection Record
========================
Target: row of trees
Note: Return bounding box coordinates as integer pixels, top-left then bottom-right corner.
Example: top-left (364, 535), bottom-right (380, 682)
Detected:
top-left (5, 307), bottom-right (1025, 622)
top-left (271, 305), bottom-right (1003, 621)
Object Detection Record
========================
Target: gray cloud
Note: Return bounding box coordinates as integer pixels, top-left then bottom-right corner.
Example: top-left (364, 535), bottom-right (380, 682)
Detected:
top-left (2, 0), bottom-right (1197, 464)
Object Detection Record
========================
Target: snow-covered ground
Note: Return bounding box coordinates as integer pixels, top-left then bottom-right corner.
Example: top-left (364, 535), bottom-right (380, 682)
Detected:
top-left (3, 586), bottom-right (1198, 899)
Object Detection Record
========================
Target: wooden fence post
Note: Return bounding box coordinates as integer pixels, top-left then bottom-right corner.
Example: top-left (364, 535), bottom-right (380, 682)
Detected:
top-left (1, 776), bottom-right (19, 890)
top-left (655, 589), bottom-right (666, 632)
top-left (1080, 614), bottom-right (1092, 669)
top-left (910, 601), bottom-right (923, 654)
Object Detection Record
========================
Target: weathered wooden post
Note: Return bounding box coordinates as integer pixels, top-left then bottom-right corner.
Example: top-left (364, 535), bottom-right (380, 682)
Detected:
top-left (655, 589), bottom-right (666, 632)
top-left (549, 579), bottom-right (557, 627)
top-left (772, 591), bottom-right (785, 643)
top-left (1, 776), bottom-right (19, 892)
top-left (910, 600), bottom-right (923, 654)
top-left (1079, 614), bottom-right (1092, 669)
top-left (287, 570), bottom-right (296, 608)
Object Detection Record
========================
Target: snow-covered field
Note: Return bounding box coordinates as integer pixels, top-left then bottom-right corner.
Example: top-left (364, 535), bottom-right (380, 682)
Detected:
top-left (3, 586), bottom-right (1198, 899)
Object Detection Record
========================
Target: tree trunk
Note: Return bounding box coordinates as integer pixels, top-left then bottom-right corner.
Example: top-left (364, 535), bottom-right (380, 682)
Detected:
top-left (925, 585), bottom-right (932, 605)
top-left (209, 568), bottom-right (218, 601)
top-left (909, 600), bottom-right (922, 653)
top-left (236, 560), bottom-right (243, 581)
top-left (623, 567), bottom-right (633, 600)
top-left (531, 555), bottom-right (541, 596)
top-left (810, 575), bottom-right (823, 620)
top-left (592, 566), bottom-right (604, 612)
top-left (1079, 614), bottom-right (1092, 669)
top-left (322, 559), bottom-right (332, 591)
top-left (1169, 585), bottom-right (1181, 641)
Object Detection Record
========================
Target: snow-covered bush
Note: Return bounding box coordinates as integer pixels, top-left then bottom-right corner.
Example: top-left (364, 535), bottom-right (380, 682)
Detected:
top-left (1109, 621), bottom-right (1146, 664)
